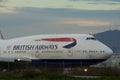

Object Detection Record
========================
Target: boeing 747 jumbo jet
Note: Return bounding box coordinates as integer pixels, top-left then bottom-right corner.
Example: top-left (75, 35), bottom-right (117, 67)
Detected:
top-left (0, 33), bottom-right (113, 67)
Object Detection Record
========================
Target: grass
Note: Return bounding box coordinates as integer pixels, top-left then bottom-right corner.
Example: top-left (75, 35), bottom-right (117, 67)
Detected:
top-left (0, 71), bottom-right (120, 80)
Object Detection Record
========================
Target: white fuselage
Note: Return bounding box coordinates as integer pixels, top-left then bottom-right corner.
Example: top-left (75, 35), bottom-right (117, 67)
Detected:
top-left (0, 34), bottom-right (113, 65)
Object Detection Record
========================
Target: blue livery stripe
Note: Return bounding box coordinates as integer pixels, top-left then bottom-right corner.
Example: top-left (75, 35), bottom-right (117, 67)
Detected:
top-left (31, 59), bottom-right (106, 65)
top-left (63, 42), bottom-right (77, 49)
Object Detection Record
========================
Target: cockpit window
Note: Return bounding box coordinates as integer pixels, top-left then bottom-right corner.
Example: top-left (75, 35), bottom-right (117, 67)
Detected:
top-left (86, 37), bottom-right (96, 40)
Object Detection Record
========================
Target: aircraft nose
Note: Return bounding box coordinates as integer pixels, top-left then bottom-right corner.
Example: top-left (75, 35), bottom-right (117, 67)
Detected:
top-left (105, 46), bottom-right (113, 59)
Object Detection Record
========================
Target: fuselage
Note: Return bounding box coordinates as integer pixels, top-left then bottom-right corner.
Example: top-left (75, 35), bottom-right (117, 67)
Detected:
top-left (0, 34), bottom-right (113, 66)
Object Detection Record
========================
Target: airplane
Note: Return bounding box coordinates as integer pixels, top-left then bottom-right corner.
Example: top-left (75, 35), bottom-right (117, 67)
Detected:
top-left (0, 33), bottom-right (113, 70)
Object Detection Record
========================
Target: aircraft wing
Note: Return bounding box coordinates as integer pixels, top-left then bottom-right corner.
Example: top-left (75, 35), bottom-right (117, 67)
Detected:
top-left (0, 57), bottom-right (32, 62)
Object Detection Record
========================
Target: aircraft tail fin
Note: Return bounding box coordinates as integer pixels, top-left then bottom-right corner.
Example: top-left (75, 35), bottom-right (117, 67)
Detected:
top-left (0, 31), bottom-right (4, 40)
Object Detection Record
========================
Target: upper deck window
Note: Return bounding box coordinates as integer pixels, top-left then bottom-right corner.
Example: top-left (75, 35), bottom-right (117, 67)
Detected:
top-left (86, 37), bottom-right (96, 40)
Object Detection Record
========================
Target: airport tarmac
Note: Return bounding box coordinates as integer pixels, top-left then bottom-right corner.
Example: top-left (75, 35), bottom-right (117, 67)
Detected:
top-left (73, 76), bottom-right (100, 78)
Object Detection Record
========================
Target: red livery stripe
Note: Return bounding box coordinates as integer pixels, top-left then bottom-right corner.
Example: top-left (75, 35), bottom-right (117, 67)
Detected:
top-left (42, 38), bottom-right (76, 42)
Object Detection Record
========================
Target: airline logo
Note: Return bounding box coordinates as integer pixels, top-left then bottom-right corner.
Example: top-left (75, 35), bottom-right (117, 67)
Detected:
top-left (41, 38), bottom-right (77, 49)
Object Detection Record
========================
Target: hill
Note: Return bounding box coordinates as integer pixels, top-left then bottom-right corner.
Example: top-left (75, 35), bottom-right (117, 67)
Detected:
top-left (94, 30), bottom-right (120, 53)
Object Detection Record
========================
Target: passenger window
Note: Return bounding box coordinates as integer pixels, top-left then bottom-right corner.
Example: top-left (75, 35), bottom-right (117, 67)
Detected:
top-left (86, 37), bottom-right (96, 40)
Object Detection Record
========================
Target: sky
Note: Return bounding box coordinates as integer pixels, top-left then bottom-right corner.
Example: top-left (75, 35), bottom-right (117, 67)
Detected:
top-left (0, 0), bottom-right (120, 39)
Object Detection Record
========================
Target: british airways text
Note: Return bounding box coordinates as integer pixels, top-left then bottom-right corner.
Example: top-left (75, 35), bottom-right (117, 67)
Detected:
top-left (13, 45), bottom-right (58, 50)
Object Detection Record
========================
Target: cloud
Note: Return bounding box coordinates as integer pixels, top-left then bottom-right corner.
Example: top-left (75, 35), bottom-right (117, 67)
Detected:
top-left (104, 0), bottom-right (120, 2)
top-left (0, 0), bottom-right (6, 6)
top-left (0, 0), bottom-right (6, 2)
top-left (68, 0), bottom-right (120, 5)
top-left (0, 7), bottom-right (120, 38)
top-left (0, 6), bottom-right (18, 13)
top-left (68, 0), bottom-right (81, 1)
top-left (61, 19), bottom-right (110, 26)
top-left (88, 1), bottom-right (120, 5)
top-left (0, 0), bottom-right (6, 5)
top-left (0, 7), bottom-right (119, 27)
top-left (0, 0), bottom-right (119, 12)
top-left (116, 7), bottom-right (120, 10)
top-left (68, 0), bottom-right (120, 2)
top-left (0, 0), bottom-right (18, 13)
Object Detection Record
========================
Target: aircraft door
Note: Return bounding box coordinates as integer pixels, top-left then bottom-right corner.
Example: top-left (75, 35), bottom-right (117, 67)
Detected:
top-left (68, 50), bottom-right (73, 57)
top-left (35, 51), bottom-right (41, 58)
